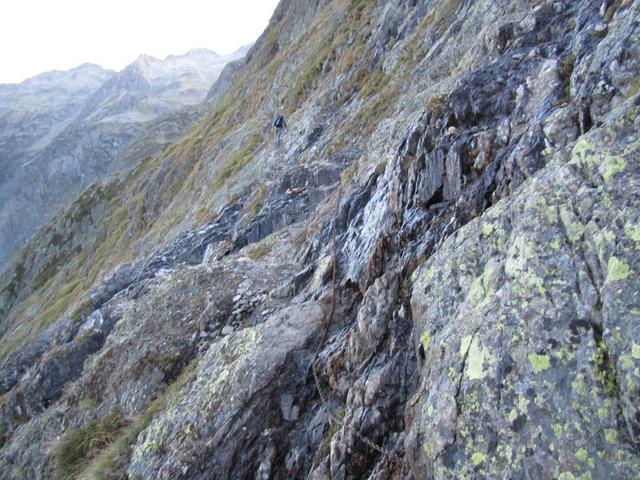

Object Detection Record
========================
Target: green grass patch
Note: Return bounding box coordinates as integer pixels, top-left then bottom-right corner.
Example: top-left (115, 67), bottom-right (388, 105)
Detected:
top-left (0, 253), bottom-right (26, 315)
top-left (354, 86), bottom-right (398, 136)
top-left (247, 241), bottom-right (272, 261)
top-left (82, 205), bottom-right (130, 288)
top-left (242, 184), bottom-right (269, 222)
top-left (604, 0), bottom-right (624, 22)
top-left (212, 133), bottom-right (264, 192)
top-left (360, 67), bottom-right (391, 98)
top-left (340, 162), bottom-right (358, 185)
top-left (265, 21), bottom-right (283, 56)
top-left (432, 0), bottom-right (462, 37)
top-left (32, 247), bottom-right (81, 291)
top-left (77, 359), bottom-right (198, 480)
top-left (337, 67), bottom-right (373, 107)
top-left (79, 396), bottom-right (100, 411)
top-left (426, 93), bottom-right (448, 117)
top-left (76, 408), bottom-right (156, 480)
top-left (55, 409), bottom-right (130, 480)
top-left (286, 43), bottom-right (333, 112)
top-left (594, 340), bottom-right (620, 398)
top-left (38, 278), bottom-right (80, 330)
top-left (349, 0), bottom-right (375, 21)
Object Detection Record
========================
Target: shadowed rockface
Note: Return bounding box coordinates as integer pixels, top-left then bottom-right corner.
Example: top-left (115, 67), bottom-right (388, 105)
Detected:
top-left (0, 0), bottom-right (639, 479)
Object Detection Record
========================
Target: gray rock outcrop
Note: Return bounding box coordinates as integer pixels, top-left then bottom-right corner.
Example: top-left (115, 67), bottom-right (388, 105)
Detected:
top-left (0, 0), bottom-right (639, 479)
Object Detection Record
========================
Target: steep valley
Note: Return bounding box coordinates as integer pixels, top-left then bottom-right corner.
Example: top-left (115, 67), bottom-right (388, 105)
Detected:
top-left (0, 47), bottom-right (248, 269)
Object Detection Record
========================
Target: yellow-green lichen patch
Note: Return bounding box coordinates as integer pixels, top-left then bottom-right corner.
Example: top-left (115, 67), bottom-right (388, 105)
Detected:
top-left (471, 451), bottom-right (487, 466)
top-left (460, 335), bottom-right (473, 355)
top-left (508, 408), bottom-right (518, 423)
top-left (463, 337), bottom-right (496, 380)
top-left (625, 222), bottom-right (640, 243)
top-left (426, 403), bottom-right (434, 417)
top-left (602, 229), bottom-right (616, 243)
top-left (571, 373), bottom-right (588, 396)
top-left (517, 395), bottom-right (529, 414)
top-left (570, 136), bottom-right (595, 168)
top-left (423, 441), bottom-right (432, 456)
top-left (504, 236), bottom-right (546, 296)
top-left (422, 263), bottom-right (437, 282)
top-left (529, 353), bottom-right (550, 374)
top-left (460, 390), bottom-right (480, 413)
top-left (569, 135), bottom-right (630, 183)
top-left (597, 401), bottom-right (611, 420)
top-left (309, 255), bottom-right (334, 292)
top-left (558, 473), bottom-right (576, 480)
top-left (576, 448), bottom-right (588, 462)
top-left (530, 272), bottom-right (547, 296)
top-left (621, 353), bottom-right (636, 370)
top-left (420, 331), bottom-right (431, 352)
top-left (604, 429), bottom-right (617, 444)
top-left (234, 327), bottom-right (260, 356)
top-left (599, 152), bottom-right (627, 183)
top-left (606, 256), bottom-right (631, 282)
top-left (410, 268), bottom-right (421, 284)
top-left (549, 238), bottom-right (561, 249)
top-left (632, 344), bottom-right (640, 360)
top-left (559, 207), bottom-right (584, 243)
top-left (467, 275), bottom-right (486, 306)
top-left (482, 223), bottom-right (495, 236)
top-left (207, 367), bottom-right (230, 397)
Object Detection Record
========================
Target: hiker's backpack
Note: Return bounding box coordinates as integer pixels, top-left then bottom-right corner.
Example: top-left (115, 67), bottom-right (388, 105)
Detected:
top-left (274, 115), bottom-right (284, 128)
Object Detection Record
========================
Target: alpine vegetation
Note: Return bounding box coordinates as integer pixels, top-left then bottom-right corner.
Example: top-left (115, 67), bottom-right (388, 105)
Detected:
top-left (0, 0), bottom-right (639, 479)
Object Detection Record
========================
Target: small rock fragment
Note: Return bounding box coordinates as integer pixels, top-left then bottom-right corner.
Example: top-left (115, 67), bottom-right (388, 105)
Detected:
top-left (221, 325), bottom-right (234, 336)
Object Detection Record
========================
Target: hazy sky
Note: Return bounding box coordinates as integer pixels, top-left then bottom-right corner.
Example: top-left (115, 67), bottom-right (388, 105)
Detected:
top-left (0, 0), bottom-right (280, 84)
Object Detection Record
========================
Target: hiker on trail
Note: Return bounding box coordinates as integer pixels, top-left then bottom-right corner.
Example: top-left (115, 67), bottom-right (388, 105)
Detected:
top-left (273, 112), bottom-right (287, 147)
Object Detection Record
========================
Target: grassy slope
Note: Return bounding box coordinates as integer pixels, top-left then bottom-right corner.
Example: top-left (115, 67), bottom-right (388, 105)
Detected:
top-left (0, 0), bottom-right (464, 363)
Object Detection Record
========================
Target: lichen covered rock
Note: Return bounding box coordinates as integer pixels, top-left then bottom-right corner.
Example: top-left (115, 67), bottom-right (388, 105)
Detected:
top-left (128, 301), bottom-right (326, 479)
top-left (1, 0), bottom-right (639, 478)
top-left (406, 98), bottom-right (640, 479)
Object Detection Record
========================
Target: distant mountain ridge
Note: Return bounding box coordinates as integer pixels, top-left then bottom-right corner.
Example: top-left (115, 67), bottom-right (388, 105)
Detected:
top-left (0, 46), bottom-right (248, 270)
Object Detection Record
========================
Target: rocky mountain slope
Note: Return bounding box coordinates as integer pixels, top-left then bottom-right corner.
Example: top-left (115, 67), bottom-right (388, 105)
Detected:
top-left (0, 48), bottom-right (246, 269)
top-left (0, 0), bottom-right (639, 478)
top-left (0, 64), bottom-right (114, 185)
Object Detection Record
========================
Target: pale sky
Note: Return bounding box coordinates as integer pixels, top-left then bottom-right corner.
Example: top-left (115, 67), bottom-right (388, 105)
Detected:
top-left (0, 0), bottom-right (280, 84)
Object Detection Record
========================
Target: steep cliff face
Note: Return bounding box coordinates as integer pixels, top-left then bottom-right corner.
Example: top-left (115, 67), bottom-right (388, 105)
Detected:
top-left (0, 48), bottom-right (245, 270)
top-left (1, 0), bottom-right (639, 479)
